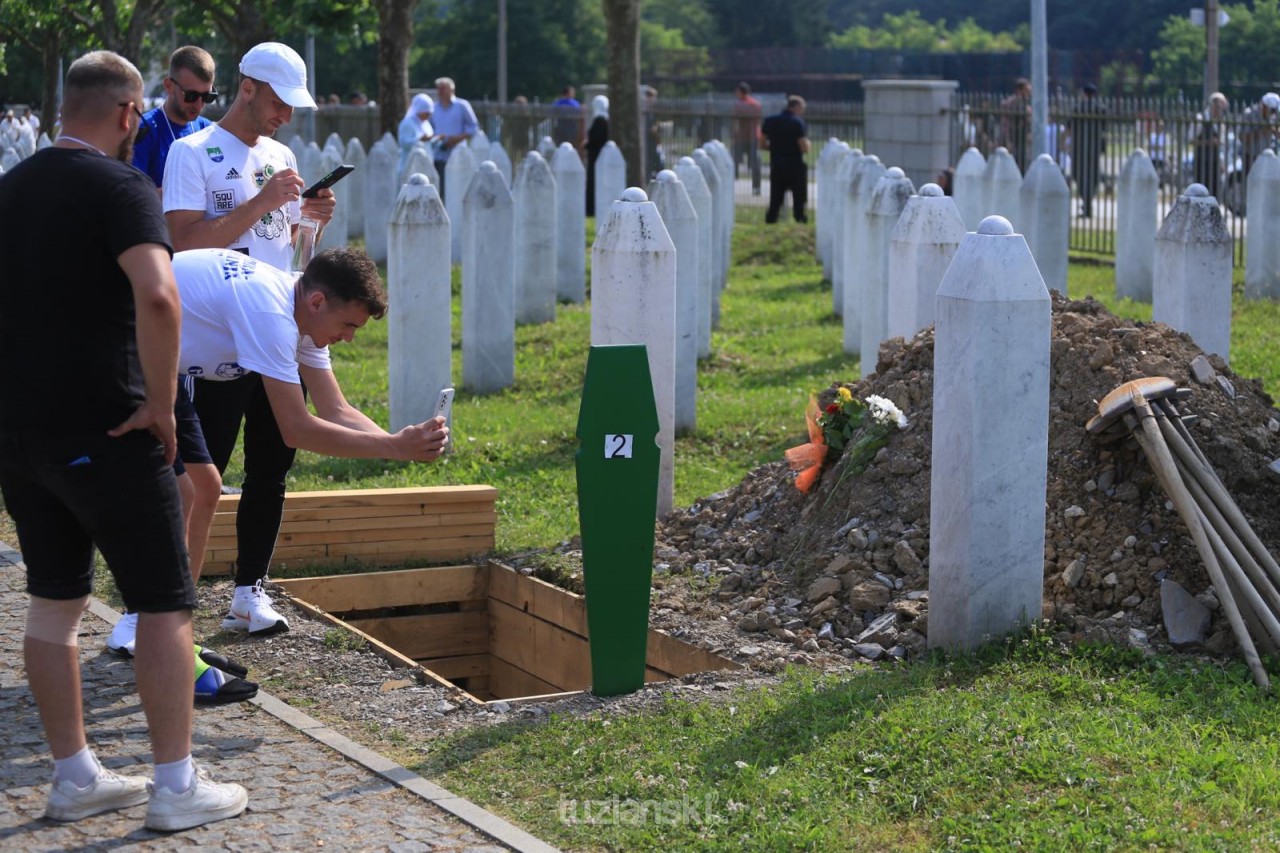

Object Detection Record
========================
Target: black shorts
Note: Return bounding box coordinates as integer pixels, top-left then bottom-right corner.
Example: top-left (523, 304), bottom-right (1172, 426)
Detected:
top-left (0, 429), bottom-right (196, 611)
top-left (173, 375), bottom-right (214, 477)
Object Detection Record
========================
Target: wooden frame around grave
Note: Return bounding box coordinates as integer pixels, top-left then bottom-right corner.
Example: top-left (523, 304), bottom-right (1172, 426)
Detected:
top-left (274, 562), bottom-right (739, 705)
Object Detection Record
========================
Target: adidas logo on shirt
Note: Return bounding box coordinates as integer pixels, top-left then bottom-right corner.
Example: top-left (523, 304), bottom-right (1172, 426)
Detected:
top-left (225, 167), bottom-right (242, 180)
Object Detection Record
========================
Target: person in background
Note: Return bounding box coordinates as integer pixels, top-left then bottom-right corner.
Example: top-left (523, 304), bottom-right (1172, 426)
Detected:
top-left (1071, 83), bottom-right (1105, 219)
top-left (132, 46), bottom-right (217, 191)
top-left (430, 76), bottom-right (478, 203)
top-left (732, 82), bottom-right (762, 196)
top-left (398, 92), bottom-right (435, 174)
top-left (1000, 77), bottom-right (1032, 171)
top-left (0, 49), bottom-right (247, 831)
top-left (584, 94), bottom-right (609, 217)
top-left (642, 85), bottom-right (663, 180)
top-left (761, 94), bottom-right (810, 224)
top-left (552, 85), bottom-right (582, 148)
top-left (1193, 92), bottom-right (1228, 199)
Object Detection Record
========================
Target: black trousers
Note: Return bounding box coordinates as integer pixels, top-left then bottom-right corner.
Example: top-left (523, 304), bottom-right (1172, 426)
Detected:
top-left (192, 374), bottom-right (299, 588)
top-left (766, 159), bottom-right (807, 223)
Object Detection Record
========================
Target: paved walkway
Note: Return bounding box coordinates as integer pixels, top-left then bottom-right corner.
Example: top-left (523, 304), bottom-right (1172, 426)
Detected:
top-left (0, 543), bottom-right (558, 852)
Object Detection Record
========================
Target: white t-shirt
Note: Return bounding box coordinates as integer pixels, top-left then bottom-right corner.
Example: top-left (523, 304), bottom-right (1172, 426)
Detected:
top-left (174, 248), bottom-right (330, 383)
top-left (163, 124), bottom-right (301, 271)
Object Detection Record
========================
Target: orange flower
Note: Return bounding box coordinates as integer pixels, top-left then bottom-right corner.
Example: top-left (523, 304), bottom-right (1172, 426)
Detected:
top-left (784, 396), bottom-right (827, 493)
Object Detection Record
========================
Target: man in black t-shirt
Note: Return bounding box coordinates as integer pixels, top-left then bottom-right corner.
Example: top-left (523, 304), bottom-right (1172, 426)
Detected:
top-left (0, 50), bottom-right (246, 830)
top-left (761, 95), bottom-right (811, 224)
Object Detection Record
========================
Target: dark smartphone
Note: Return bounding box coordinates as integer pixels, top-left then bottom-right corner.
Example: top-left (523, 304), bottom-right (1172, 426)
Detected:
top-left (301, 164), bottom-right (354, 198)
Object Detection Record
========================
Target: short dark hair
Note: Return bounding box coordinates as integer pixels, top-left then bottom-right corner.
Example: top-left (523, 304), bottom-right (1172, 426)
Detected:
top-left (787, 94), bottom-right (806, 110)
top-left (61, 51), bottom-right (143, 121)
top-left (301, 248), bottom-right (387, 319)
top-left (170, 45), bottom-right (215, 84)
top-left (736, 82), bottom-right (751, 94)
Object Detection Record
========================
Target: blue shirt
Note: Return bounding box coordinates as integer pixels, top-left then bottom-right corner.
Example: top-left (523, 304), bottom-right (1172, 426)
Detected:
top-left (431, 98), bottom-right (478, 163)
top-left (131, 106), bottom-right (212, 187)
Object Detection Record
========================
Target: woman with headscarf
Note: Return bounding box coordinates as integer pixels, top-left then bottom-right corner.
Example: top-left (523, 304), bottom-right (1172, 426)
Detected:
top-left (398, 92), bottom-right (435, 173)
top-left (585, 94), bottom-right (609, 216)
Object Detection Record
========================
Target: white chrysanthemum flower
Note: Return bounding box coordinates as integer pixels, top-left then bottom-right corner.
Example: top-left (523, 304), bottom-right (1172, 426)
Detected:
top-left (865, 394), bottom-right (909, 429)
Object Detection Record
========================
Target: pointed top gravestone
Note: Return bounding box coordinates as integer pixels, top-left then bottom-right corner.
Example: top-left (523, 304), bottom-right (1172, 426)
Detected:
top-left (301, 141), bottom-right (324, 185)
top-left (1117, 149), bottom-right (1160, 302)
top-left (983, 146), bottom-right (1022, 229)
top-left (514, 151), bottom-right (558, 325)
top-left (842, 154), bottom-right (885, 356)
top-left (831, 147), bottom-right (863, 317)
top-left (1245, 148), bottom-right (1280, 300)
top-left (816, 139), bottom-right (848, 277)
top-left (1019, 153), bottom-right (1070, 294)
top-left (344, 137), bottom-right (367, 239)
top-left (388, 175), bottom-right (452, 431)
top-left (673, 156), bottom-right (714, 359)
top-left (288, 134), bottom-right (307, 159)
top-left (462, 161), bottom-right (516, 392)
top-left (364, 142), bottom-right (397, 263)
top-left (470, 129), bottom-right (491, 163)
top-left (647, 169), bottom-right (700, 436)
top-left (537, 135), bottom-right (557, 162)
top-left (552, 142), bottom-right (587, 304)
top-left (445, 143), bottom-right (479, 262)
top-left (690, 148), bottom-right (724, 327)
top-left (1154, 184), bottom-right (1233, 360)
top-left (594, 141), bottom-right (627, 226)
top-left (325, 132), bottom-right (345, 154)
top-left (400, 144), bottom-right (436, 188)
top-left (316, 146), bottom-right (349, 252)
top-left (862, 167), bottom-right (916, 375)
top-left (953, 146), bottom-right (986, 231)
top-left (591, 187), bottom-right (677, 517)
top-left (487, 140), bottom-right (513, 187)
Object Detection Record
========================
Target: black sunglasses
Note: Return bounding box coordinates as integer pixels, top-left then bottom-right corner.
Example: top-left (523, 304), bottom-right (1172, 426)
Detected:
top-left (117, 102), bottom-right (145, 121)
top-left (169, 77), bottom-right (219, 104)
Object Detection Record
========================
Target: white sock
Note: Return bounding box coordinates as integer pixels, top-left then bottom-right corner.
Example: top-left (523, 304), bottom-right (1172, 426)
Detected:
top-left (153, 755), bottom-right (194, 793)
top-left (53, 745), bottom-right (98, 788)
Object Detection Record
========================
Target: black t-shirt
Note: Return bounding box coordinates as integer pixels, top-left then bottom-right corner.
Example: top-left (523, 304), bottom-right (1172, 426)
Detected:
top-left (0, 148), bottom-right (172, 436)
top-left (762, 110), bottom-right (807, 163)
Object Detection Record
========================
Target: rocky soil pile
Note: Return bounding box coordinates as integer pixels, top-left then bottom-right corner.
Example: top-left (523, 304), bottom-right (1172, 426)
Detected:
top-left (650, 294), bottom-right (1280, 669)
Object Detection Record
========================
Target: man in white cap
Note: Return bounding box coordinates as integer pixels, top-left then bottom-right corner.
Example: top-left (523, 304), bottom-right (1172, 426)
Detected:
top-left (160, 42), bottom-right (338, 641)
top-left (1242, 91), bottom-right (1280, 174)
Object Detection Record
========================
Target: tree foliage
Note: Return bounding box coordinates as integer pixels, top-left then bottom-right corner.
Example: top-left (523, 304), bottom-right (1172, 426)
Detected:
top-left (828, 11), bottom-right (1022, 53)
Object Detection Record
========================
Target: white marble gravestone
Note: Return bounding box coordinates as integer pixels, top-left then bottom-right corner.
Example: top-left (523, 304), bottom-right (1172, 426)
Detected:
top-left (674, 156), bottom-right (715, 359)
top-left (1116, 149), bottom-right (1160, 302)
top-left (1245, 148), bottom-right (1280, 300)
top-left (288, 134), bottom-right (307, 160)
top-left (344, 137), bottom-right (366, 239)
top-left (400, 145), bottom-right (438, 189)
top-left (301, 141), bottom-right (324, 186)
top-left (388, 175), bottom-right (452, 431)
top-left (594, 142), bottom-right (627, 226)
top-left (487, 140), bottom-right (513, 187)
top-left (705, 140), bottom-right (736, 284)
top-left (861, 167), bottom-right (916, 375)
top-left (537, 135), bottom-right (557, 162)
top-left (316, 146), bottom-right (349, 252)
top-left (591, 187), bottom-right (677, 517)
top-left (363, 143), bottom-right (397, 263)
top-left (982, 146), bottom-right (1022, 229)
top-left (1154, 184), bottom-right (1233, 360)
top-left (462, 162), bottom-right (516, 392)
top-left (929, 215), bottom-right (1051, 652)
top-left (469, 129), bottom-right (491, 163)
top-left (816, 139), bottom-right (846, 279)
top-left (445, 143), bottom-right (478, 262)
top-left (691, 149), bottom-right (724, 326)
top-left (551, 142), bottom-right (587, 304)
top-left (887, 183), bottom-right (966, 339)
top-left (513, 151), bottom-right (558, 325)
top-left (953, 147), bottom-right (987, 231)
top-left (831, 147), bottom-right (862, 317)
top-left (648, 170), bottom-right (700, 436)
top-left (324, 132), bottom-right (344, 154)
top-left (1018, 154), bottom-right (1070, 294)
top-left (842, 154), bottom-right (885, 355)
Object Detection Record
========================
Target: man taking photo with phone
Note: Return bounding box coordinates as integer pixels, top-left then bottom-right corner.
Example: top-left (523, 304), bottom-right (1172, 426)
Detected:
top-left (157, 41), bottom-right (340, 643)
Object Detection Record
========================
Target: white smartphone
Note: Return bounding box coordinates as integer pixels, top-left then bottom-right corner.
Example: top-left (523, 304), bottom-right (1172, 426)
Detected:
top-left (433, 387), bottom-right (454, 424)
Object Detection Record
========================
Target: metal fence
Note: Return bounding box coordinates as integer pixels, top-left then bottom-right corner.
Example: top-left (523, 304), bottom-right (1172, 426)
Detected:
top-left (950, 92), bottom-right (1272, 264)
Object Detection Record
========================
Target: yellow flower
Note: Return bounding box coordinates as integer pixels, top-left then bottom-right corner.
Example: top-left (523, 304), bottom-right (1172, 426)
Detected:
top-left (837, 387), bottom-right (853, 402)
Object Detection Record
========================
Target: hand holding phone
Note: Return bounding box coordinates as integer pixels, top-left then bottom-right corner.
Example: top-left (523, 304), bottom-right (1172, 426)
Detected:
top-left (302, 164), bottom-right (354, 198)
top-left (433, 388), bottom-right (454, 454)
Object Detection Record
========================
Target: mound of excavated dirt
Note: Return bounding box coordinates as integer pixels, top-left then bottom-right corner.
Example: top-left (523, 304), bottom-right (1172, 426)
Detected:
top-left (651, 294), bottom-right (1280, 667)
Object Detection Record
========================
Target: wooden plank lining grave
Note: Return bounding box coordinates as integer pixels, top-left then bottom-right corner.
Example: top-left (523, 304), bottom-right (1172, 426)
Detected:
top-left (274, 561), bottom-right (739, 706)
top-left (201, 485), bottom-right (497, 576)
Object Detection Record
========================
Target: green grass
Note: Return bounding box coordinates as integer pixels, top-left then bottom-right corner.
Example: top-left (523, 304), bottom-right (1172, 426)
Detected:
top-left (418, 635), bottom-right (1280, 851)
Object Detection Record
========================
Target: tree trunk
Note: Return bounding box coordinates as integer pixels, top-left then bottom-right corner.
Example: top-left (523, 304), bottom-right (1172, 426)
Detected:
top-left (375, 0), bottom-right (417, 137)
top-left (603, 0), bottom-right (642, 186)
top-left (41, 29), bottom-right (60, 136)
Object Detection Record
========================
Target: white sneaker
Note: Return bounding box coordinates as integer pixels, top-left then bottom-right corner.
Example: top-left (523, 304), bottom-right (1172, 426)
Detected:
top-left (106, 611), bottom-right (138, 657)
top-left (46, 762), bottom-right (149, 821)
top-left (144, 763), bottom-right (247, 832)
top-left (220, 580), bottom-right (289, 636)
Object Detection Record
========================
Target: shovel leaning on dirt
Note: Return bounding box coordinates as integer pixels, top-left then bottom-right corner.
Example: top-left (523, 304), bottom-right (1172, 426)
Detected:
top-left (1088, 377), bottom-right (1280, 690)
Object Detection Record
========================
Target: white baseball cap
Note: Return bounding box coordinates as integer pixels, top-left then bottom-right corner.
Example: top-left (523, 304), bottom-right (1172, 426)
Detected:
top-left (1263, 92), bottom-right (1280, 111)
top-left (240, 42), bottom-right (317, 110)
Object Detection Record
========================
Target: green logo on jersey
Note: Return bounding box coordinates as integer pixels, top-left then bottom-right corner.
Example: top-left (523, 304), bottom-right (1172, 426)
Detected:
top-left (206, 147), bottom-right (224, 163)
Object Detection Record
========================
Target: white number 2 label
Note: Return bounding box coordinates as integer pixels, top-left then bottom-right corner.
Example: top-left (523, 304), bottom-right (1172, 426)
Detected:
top-left (604, 434), bottom-right (634, 459)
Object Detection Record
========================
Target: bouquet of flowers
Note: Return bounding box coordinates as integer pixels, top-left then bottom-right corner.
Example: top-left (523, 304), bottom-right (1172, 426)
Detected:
top-left (785, 388), bottom-right (909, 493)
